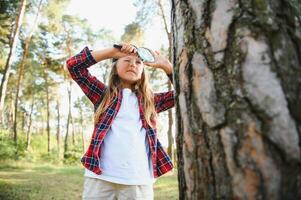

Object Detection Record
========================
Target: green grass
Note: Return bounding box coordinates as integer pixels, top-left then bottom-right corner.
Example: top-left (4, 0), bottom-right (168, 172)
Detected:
top-left (0, 161), bottom-right (178, 200)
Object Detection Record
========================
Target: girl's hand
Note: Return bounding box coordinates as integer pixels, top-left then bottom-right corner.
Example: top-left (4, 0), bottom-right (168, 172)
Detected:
top-left (111, 43), bottom-right (137, 59)
top-left (144, 51), bottom-right (173, 74)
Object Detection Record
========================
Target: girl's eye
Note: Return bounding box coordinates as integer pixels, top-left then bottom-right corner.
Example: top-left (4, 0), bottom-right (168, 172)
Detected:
top-left (136, 61), bottom-right (142, 64)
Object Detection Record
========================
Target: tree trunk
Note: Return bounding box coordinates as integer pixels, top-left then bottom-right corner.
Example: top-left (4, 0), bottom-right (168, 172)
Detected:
top-left (0, 0), bottom-right (27, 123)
top-left (71, 113), bottom-right (75, 145)
top-left (21, 111), bottom-right (26, 133)
top-left (11, 96), bottom-right (16, 142)
top-left (79, 107), bottom-right (85, 153)
top-left (13, 0), bottom-right (43, 152)
top-left (56, 99), bottom-right (60, 157)
top-left (64, 29), bottom-right (73, 158)
top-left (158, 0), bottom-right (175, 163)
top-left (171, 0), bottom-right (301, 199)
top-left (46, 77), bottom-right (50, 154)
top-left (26, 92), bottom-right (34, 150)
top-left (42, 64), bottom-right (51, 154)
top-left (64, 80), bottom-right (72, 157)
top-left (13, 40), bottom-right (31, 142)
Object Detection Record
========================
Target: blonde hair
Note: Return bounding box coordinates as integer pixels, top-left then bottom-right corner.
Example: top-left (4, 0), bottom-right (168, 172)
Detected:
top-left (94, 61), bottom-right (157, 128)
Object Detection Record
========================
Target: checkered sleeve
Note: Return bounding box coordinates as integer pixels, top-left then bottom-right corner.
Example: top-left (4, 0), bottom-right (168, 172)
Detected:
top-left (154, 90), bottom-right (175, 113)
top-left (156, 139), bottom-right (173, 176)
top-left (66, 47), bottom-right (106, 105)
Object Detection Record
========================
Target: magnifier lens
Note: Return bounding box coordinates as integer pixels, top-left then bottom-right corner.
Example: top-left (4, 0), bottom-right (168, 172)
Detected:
top-left (137, 48), bottom-right (155, 62)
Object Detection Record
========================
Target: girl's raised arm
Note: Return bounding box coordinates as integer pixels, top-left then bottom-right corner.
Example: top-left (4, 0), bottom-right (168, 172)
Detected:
top-left (144, 51), bottom-right (175, 113)
top-left (66, 47), bottom-right (109, 106)
top-left (66, 45), bottom-right (136, 106)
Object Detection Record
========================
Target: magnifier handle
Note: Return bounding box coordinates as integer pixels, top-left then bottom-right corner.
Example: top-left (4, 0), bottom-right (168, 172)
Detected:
top-left (113, 44), bottom-right (137, 53)
top-left (113, 44), bottom-right (122, 49)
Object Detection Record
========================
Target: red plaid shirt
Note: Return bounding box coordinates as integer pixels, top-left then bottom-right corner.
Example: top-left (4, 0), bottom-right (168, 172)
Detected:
top-left (66, 47), bottom-right (175, 178)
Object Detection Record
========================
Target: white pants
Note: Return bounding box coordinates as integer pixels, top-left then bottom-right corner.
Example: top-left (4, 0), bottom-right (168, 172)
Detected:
top-left (82, 177), bottom-right (154, 200)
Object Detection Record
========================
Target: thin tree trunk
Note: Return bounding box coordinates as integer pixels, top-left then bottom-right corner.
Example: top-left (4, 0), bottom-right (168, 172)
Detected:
top-left (157, 0), bottom-right (175, 163)
top-left (79, 107), bottom-right (85, 153)
top-left (0, 0), bottom-right (27, 123)
top-left (172, 0), bottom-right (301, 199)
top-left (41, 113), bottom-right (45, 135)
top-left (64, 27), bottom-right (73, 158)
top-left (71, 113), bottom-right (75, 145)
top-left (26, 92), bottom-right (34, 150)
top-left (10, 96), bottom-right (16, 143)
top-left (56, 99), bottom-right (60, 157)
top-left (45, 72), bottom-right (50, 154)
top-left (42, 62), bottom-right (51, 154)
top-left (64, 80), bottom-right (72, 157)
top-left (21, 111), bottom-right (26, 133)
top-left (157, 0), bottom-right (172, 46)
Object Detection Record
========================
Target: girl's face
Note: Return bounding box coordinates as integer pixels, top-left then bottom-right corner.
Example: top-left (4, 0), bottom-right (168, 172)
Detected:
top-left (116, 55), bottom-right (144, 88)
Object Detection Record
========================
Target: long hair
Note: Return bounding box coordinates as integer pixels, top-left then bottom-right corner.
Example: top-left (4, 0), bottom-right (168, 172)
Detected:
top-left (94, 61), bottom-right (157, 128)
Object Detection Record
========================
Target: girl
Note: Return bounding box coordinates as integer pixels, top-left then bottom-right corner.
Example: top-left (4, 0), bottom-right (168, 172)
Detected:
top-left (66, 43), bottom-right (175, 200)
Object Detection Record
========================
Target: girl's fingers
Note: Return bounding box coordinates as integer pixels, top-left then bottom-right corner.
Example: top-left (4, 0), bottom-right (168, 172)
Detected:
top-left (121, 44), bottom-right (129, 52)
top-left (130, 46), bottom-right (137, 53)
top-left (120, 43), bottom-right (137, 54)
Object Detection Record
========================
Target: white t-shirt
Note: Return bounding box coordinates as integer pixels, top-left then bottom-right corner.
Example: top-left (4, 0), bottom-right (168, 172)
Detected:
top-left (84, 88), bottom-right (156, 185)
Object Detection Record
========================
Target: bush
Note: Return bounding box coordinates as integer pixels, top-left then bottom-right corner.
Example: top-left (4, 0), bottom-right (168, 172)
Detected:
top-left (0, 139), bottom-right (16, 160)
top-left (0, 134), bottom-right (26, 160)
top-left (40, 148), bottom-right (60, 164)
top-left (0, 128), bottom-right (85, 166)
top-left (63, 145), bottom-right (83, 165)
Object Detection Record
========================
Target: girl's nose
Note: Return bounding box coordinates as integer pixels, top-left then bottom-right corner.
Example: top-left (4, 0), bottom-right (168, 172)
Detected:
top-left (129, 60), bottom-right (137, 67)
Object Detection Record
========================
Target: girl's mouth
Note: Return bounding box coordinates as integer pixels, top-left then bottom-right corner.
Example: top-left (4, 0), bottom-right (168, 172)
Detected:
top-left (127, 70), bottom-right (136, 74)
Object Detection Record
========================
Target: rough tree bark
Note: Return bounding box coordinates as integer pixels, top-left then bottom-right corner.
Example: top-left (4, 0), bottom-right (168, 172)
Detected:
top-left (171, 0), bottom-right (301, 199)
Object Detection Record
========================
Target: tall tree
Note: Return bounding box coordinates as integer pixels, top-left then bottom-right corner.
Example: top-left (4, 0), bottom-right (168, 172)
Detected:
top-left (157, 0), bottom-right (175, 163)
top-left (60, 14), bottom-right (96, 157)
top-left (13, 0), bottom-right (44, 145)
top-left (26, 89), bottom-right (34, 150)
top-left (31, 0), bottom-right (71, 155)
top-left (172, 0), bottom-right (301, 199)
top-left (0, 0), bottom-right (27, 123)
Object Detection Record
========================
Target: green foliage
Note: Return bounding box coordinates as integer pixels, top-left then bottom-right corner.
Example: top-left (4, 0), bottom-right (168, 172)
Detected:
top-left (121, 22), bottom-right (145, 46)
top-left (133, 0), bottom-right (158, 27)
top-left (63, 145), bottom-right (83, 165)
top-left (289, 0), bottom-right (301, 15)
top-left (0, 128), bottom-right (84, 166)
top-left (0, 0), bottom-right (19, 44)
top-left (40, 148), bottom-right (60, 163)
top-left (0, 130), bottom-right (26, 160)
top-left (0, 138), bottom-right (16, 160)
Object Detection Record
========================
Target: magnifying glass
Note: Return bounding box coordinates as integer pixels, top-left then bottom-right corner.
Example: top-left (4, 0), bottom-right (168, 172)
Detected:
top-left (113, 44), bottom-right (155, 63)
